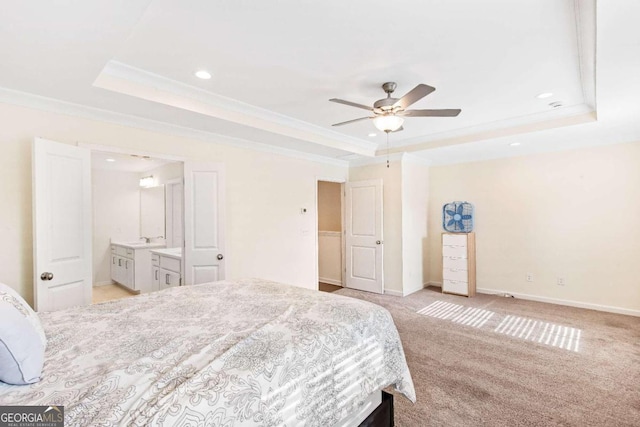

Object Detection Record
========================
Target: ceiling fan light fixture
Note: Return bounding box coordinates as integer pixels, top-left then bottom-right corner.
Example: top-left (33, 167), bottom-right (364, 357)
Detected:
top-left (373, 115), bottom-right (404, 132)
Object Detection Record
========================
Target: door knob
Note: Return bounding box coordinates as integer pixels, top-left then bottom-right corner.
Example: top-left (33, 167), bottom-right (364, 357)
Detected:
top-left (217, 254), bottom-right (224, 260)
top-left (376, 240), bottom-right (382, 245)
top-left (40, 272), bottom-right (54, 281)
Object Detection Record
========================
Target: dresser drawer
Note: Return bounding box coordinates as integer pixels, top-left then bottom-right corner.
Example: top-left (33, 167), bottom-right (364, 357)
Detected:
top-left (151, 253), bottom-right (160, 266)
top-left (442, 234), bottom-right (467, 247)
top-left (443, 256), bottom-right (468, 270)
top-left (442, 244), bottom-right (467, 257)
top-left (443, 267), bottom-right (468, 282)
top-left (443, 279), bottom-right (469, 296)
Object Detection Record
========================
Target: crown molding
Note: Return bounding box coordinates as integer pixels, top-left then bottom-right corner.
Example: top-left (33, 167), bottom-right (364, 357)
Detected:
top-left (385, 106), bottom-right (596, 155)
top-left (0, 87), bottom-right (349, 168)
top-left (401, 152), bottom-right (432, 166)
top-left (349, 152), bottom-right (403, 167)
top-left (94, 61), bottom-right (377, 157)
top-left (349, 152), bottom-right (432, 168)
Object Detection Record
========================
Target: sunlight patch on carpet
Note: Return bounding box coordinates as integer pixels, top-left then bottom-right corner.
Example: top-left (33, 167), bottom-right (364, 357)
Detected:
top-left (494, 315), bottom-right (581, 352)
top-left (416, 301), bottom-right (495, 328)
top-left (417, 301), bottom-right (582, 352)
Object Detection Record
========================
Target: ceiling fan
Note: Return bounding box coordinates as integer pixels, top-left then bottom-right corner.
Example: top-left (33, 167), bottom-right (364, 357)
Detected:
top-left (330, 82), bottom-right (461, 132)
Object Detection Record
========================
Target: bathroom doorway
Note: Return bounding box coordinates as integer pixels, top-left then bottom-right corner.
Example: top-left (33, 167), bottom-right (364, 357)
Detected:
top-left (90, 149), bottom-right (184, 301)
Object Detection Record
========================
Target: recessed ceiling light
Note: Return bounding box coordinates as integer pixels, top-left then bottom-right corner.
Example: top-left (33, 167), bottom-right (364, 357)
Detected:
top-left (536, 92), bottom-right (553, 99)
top-left (509, 142), bottom-right (521, 147)
top-left (105, 158), bottom-right (116, 162)
top-left (195, 70), bottom-right (212, 80)
top-left (368, 133), bottom-right (377, 137)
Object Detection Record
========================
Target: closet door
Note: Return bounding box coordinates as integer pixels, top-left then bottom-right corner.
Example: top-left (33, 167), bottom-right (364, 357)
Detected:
top-left (345, 179), bottom-right (384, 294)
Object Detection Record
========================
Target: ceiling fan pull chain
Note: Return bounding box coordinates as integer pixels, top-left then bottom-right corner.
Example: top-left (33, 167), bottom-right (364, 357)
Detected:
top-left (386, 131), bottom-right (390, 168)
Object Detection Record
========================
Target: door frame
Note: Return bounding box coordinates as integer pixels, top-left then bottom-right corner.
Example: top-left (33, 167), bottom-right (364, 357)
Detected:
top-left (78, 143), bottom-right (187, 163)
top-left (165, 177), bottom-right (184, 248)
top-left (314, 177), bottom-right (346, 291)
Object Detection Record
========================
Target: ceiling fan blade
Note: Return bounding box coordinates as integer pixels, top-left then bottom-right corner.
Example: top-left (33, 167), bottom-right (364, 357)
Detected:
top-left (400, 109), bottom-right (461, 117)
top-left (392, 126), bottom-right (404, 132)
top-left (393, 84), bottom-right (436, 110)
top-left (329, 98), bottom-right (373, 111)
top-left (331, 116), bottom-right (373, 127)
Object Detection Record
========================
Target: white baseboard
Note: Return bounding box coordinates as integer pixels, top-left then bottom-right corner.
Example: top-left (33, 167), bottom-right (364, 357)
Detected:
top-left (418, 282), bottom-right (638, 317)
top-left (319, 277), bottom-right (343, 286)
top-left (476, 287), bottom-right (640, 318)
top-left (384, 289), bottom-right (404, 297)
top-left (93, 280), bottom-right (114, 287)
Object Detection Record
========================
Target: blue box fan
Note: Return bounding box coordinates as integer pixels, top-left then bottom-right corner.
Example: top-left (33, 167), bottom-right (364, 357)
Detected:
top-left (443, 201), bottom-right (474, 233)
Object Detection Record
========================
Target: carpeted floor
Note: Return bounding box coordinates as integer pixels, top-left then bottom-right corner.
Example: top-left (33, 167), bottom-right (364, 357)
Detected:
top-left (334, 286), bottom-right (640, 427)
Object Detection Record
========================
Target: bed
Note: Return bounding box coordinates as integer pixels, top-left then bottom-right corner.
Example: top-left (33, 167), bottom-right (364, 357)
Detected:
top-left (0, 278), bottom-right (415, 426)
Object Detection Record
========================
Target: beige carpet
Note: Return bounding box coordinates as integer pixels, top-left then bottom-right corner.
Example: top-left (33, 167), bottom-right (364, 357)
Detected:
top-left (335, 286), bottom-right (640, 427)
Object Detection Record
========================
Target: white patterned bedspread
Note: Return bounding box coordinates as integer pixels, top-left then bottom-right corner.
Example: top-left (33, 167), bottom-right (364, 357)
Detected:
top-left (0, 279), bottom-right (415, 426)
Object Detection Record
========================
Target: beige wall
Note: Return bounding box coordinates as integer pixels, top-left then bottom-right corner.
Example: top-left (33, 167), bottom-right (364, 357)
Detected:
top-left (402, 158), bottom-right (430, 295)
top-left (349, 160), bottom-right (404, 294)
top-left (318, 232), bottom-right (342, 285)
top-left (317, 181), bottom-right (341, 232)
top-left (428, 141), bottom-right (640, 313)
top-left (92, 169), bottom-right (141, 285)
top-left (0, 102), bottom-right (347, 305)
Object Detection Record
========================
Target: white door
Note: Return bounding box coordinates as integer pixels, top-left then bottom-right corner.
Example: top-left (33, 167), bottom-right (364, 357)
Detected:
top-left (183, 161), bottom-right (225, 285)
top-left (345, 179), bottom-right (383, 294)
top-left (33, 137), bottom-right (92, 311)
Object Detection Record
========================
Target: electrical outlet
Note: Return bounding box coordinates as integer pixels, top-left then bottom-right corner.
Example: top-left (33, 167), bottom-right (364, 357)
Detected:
top-left (557, 277), bottom-right (565, 286)
top-left (526, 273), bottom-right (533, 282)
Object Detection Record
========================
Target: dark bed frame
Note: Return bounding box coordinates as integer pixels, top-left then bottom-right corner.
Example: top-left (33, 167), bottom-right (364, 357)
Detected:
top-left (359, 391), bottom-right (394, 427)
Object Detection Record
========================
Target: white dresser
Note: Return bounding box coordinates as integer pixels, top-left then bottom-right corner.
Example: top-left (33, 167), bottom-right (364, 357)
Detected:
top-left (441, 232), bottom-right (476, 297)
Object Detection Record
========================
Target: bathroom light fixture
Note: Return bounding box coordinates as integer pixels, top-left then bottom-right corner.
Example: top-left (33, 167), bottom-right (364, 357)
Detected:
top-left (105, 158), bottom-right (115, 162)
top-left (139, 175), bottom-right (156, 188)
top-left (195, 70), bottom-right (212, 80)
top-left (373, 115), bottom-right (404, 133)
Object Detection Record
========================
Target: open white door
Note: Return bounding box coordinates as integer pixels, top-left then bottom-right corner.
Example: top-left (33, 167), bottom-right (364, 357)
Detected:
top-left (183, 161), bottom-right (225, 285)
top-left (345, 179), bottom-right (383, 294)
top-left (32, 137), bottom-right (92, 311)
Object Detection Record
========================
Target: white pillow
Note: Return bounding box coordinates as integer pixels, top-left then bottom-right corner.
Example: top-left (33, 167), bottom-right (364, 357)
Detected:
top-left (0, 283), bottom-right (46, 385)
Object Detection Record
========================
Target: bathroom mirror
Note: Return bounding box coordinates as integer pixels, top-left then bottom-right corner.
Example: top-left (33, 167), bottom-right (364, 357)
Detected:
top-left (140, 185), bottom-right (165, 238)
